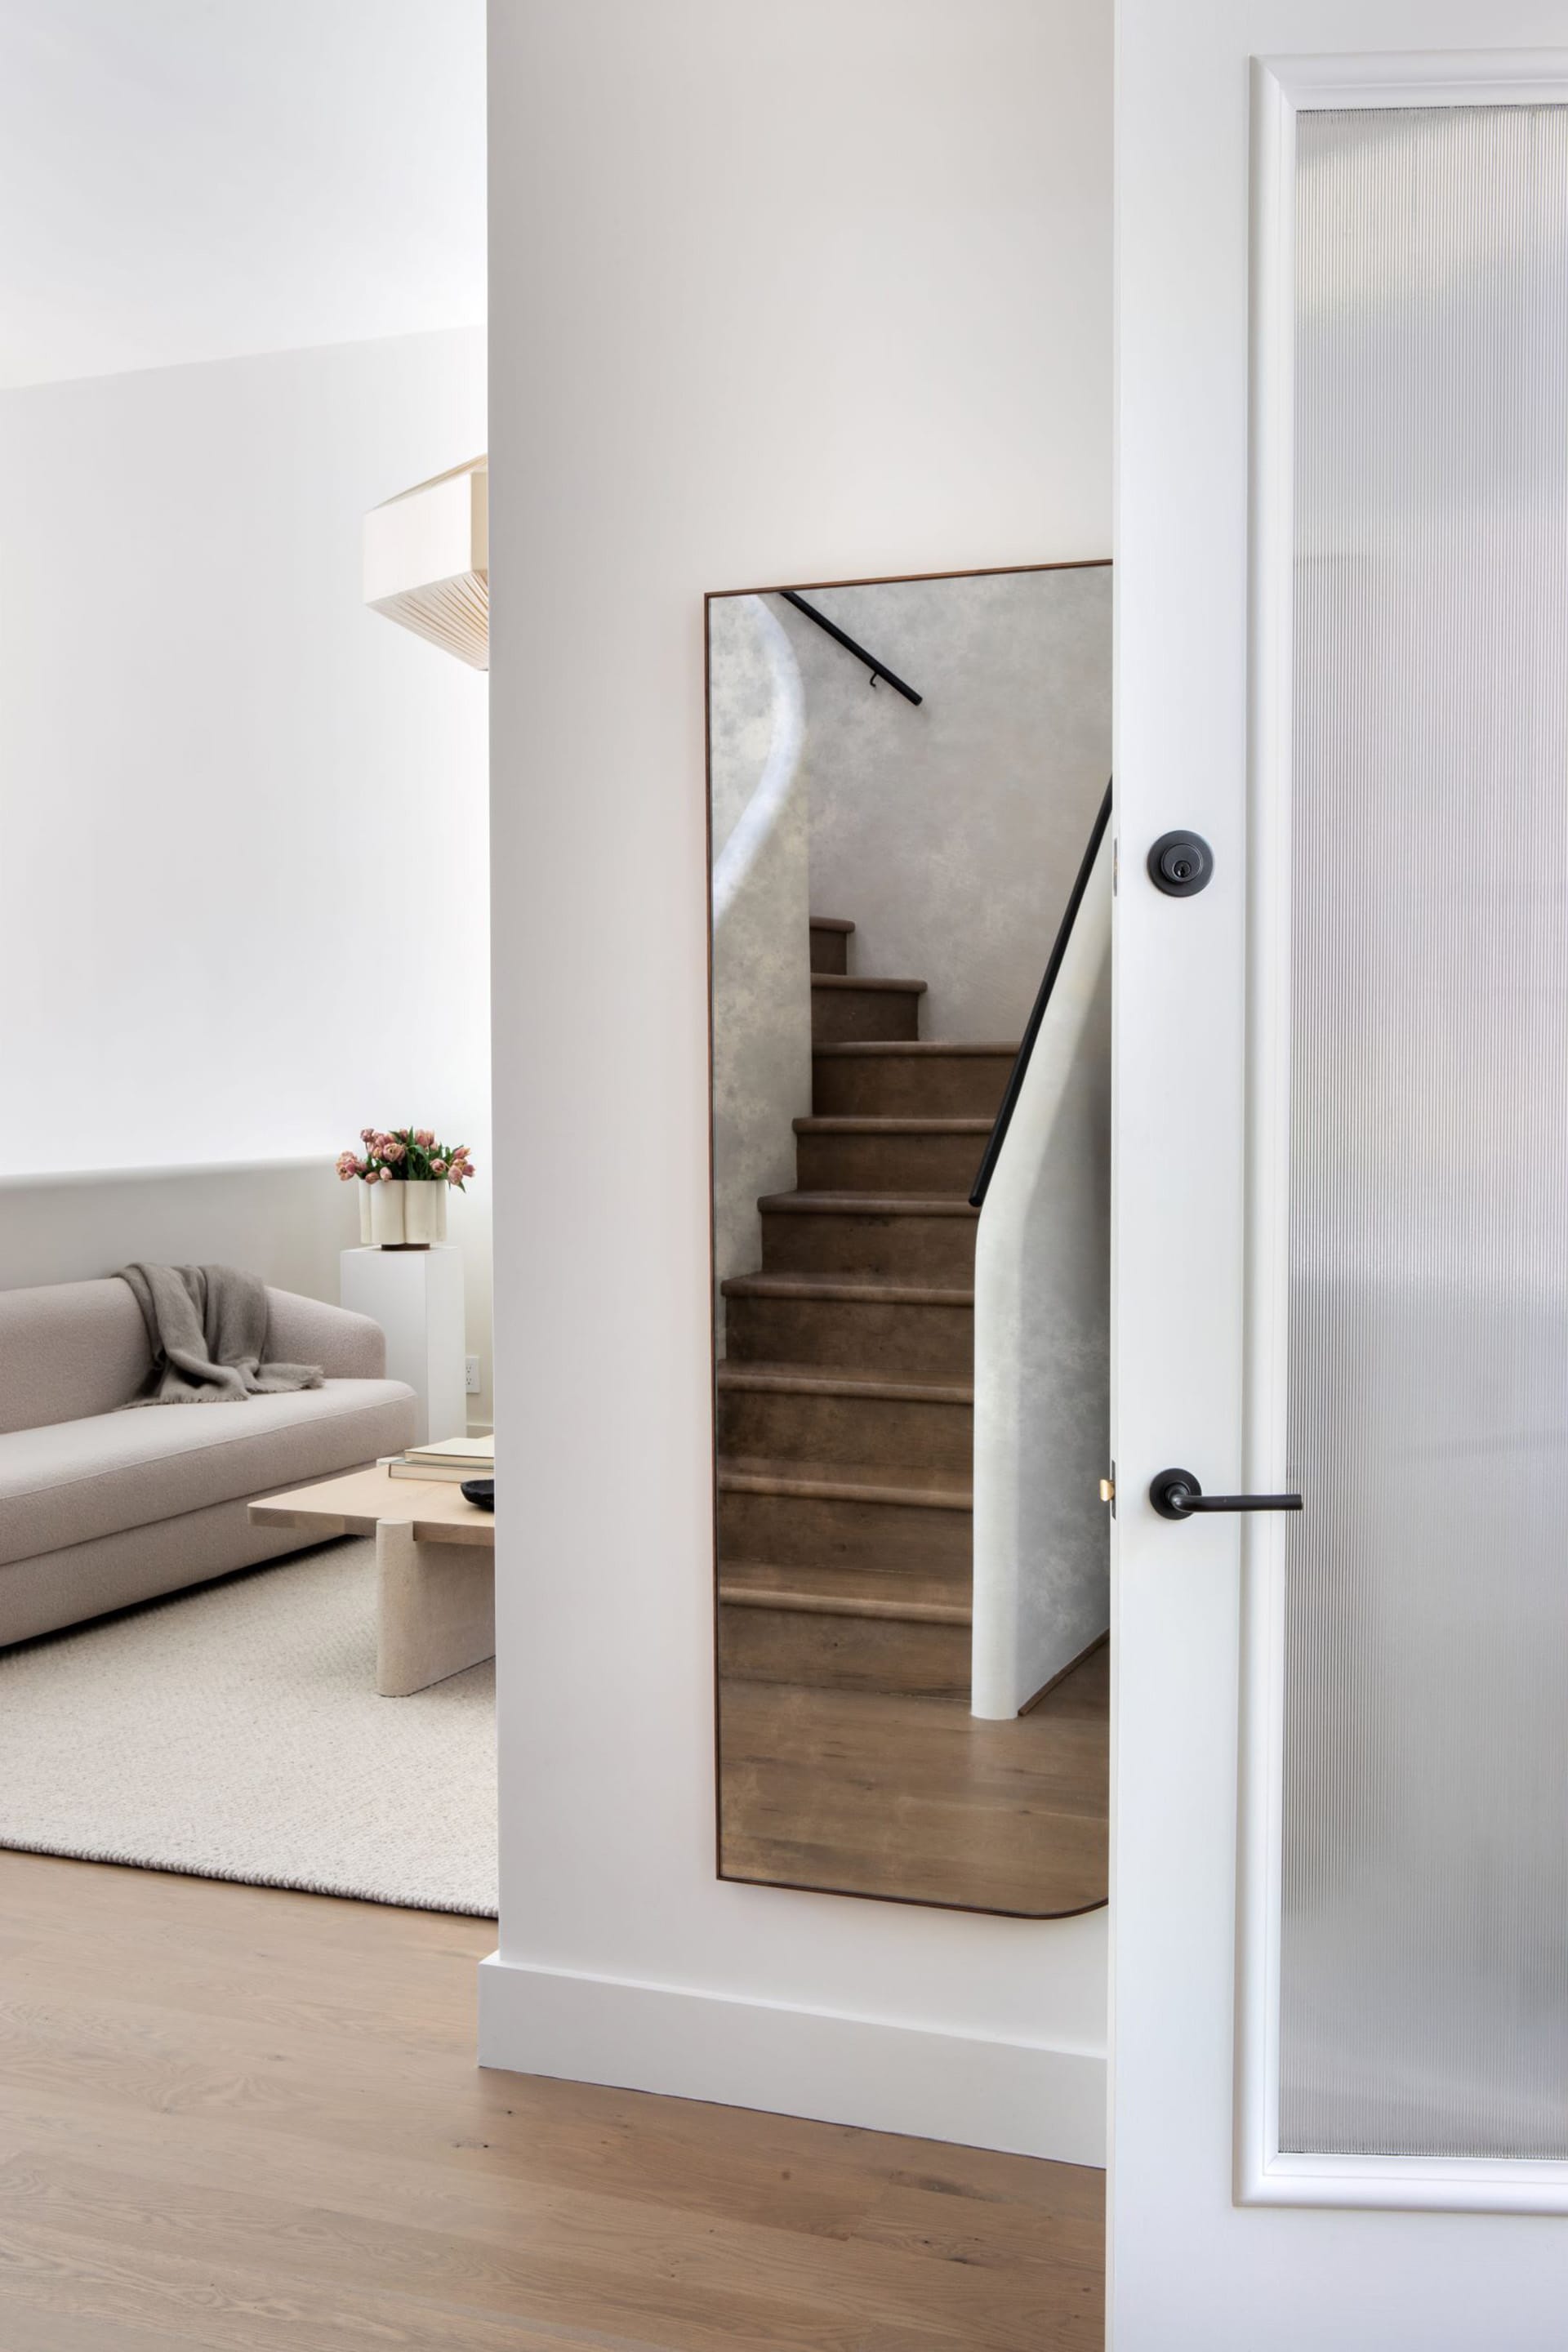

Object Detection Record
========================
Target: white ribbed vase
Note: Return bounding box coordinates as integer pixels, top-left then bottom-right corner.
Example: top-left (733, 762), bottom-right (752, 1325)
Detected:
top-left (401, 1178), bottom-right (448, 1246)
top-left (368, 1181), bottom-right (406, 1246)
top-left (365, 1176), bottom-right (448, 1247)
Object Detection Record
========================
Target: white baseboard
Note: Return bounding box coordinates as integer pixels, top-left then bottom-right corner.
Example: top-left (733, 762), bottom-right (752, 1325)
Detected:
top-left (477, 1954), bottom-right (1107, 2166)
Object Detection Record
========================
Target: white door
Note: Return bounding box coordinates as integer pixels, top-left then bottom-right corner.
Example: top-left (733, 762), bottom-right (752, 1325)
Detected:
top-left (1113, 6), bottom-right (1568, 2345)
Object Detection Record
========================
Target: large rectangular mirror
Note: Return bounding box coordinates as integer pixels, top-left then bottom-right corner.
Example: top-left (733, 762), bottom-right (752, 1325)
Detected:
top-left (707, 564), bottom-right (1112, 1915)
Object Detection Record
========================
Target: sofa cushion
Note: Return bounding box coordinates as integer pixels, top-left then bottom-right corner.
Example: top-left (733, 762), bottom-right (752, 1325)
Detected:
top-left (0, 1379), bottom-right (416, 1567)
top-left (0, 1278), bottom-right (390, 1435)
top-left (0, 1280), bottom-right (151, 1436)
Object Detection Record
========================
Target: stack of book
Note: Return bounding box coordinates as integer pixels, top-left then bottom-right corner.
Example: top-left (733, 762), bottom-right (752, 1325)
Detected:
top-left (386, 1432), bottom-right (495, 1483)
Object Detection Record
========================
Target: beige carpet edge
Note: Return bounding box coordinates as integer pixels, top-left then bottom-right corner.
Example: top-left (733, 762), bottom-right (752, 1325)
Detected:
top-left (0, 1829), bottom-right (497, 1920)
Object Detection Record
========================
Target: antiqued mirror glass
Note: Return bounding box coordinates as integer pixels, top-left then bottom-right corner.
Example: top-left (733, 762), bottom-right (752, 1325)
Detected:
top-left (707, 564), bottom-right (1113, 1914)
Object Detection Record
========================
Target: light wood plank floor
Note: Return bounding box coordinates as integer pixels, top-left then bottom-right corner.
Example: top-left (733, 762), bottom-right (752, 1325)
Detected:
top-left (0, 1851), bottom-right (1105, 2350)
top-left (720, 1643), bottom-right (1110, 1916)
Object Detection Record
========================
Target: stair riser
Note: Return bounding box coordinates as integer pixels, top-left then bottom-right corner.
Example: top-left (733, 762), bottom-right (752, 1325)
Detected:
top-left (795, 1129), bottom-right (988, 1193)
top-left (719, 1604), bottom-right (969, 1697)
top-left (811, 987), bottom-right (921, 1045)
top-left (760, 1207), bottom-right (978, 1284)
top-left (813, 1054), bottom-right (1013, 1118)
top-left (720, 1487), bottom-right (972, 1576)
top-left (808, 927), bottom-right (849, 976)
top-left (724, 1292), bottom-right (973, 1377)
top-left (719, 1383), bottom-right (973, 1471)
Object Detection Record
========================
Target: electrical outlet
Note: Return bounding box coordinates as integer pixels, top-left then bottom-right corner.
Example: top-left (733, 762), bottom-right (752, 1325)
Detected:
top-left (465, 1356), bottom-right (481, 1395)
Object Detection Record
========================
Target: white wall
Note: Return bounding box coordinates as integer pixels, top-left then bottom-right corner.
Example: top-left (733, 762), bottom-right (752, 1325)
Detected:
top-left (777, 566), bottom-right (1111, 1038)
top-left (0, 1160), bottom-right (359, 1303)
top-left (0, 328), bottom-right (493, 1408)
top-left (0, 0), bottom-right (486, 390)
top-left (485, 0), bottom-right (1111, 2161)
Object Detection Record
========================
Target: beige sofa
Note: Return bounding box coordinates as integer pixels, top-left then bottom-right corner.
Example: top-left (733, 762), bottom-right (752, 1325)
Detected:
top-left (0, 1278), bottom-right (416, 1647)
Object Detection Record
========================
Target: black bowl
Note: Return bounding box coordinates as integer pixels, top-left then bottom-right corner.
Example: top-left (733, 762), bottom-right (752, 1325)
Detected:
top-left (461, 1477), bottom-right (495, 1512)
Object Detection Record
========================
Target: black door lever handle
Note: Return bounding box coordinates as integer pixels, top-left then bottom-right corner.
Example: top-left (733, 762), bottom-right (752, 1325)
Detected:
top-left (1149, 1467), bottom-right (1303, 1520)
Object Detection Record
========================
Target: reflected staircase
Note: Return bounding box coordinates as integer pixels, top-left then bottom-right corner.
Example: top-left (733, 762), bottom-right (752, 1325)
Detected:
top-left (716, 916), bottom-right (1018, 1700)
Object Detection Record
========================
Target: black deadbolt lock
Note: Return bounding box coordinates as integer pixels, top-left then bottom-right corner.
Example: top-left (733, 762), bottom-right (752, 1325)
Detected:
top-left (1147, 831), bottom-right (1213, 898)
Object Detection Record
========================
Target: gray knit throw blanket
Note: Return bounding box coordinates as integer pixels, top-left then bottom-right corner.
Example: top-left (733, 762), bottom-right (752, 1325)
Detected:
top-left (117, 1263), bottom-right (323, 1406)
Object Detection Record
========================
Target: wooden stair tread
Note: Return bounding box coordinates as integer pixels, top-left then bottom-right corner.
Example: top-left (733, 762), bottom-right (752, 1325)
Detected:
top-left (813, 1040), bottom-right (1018, 1058)
top-left (757, 1189), bottom-right (978, 1219)
top-left (720, 1272), bottom-right (973, 1306)
top-left (792, 1115), bottom-right (992, 1135)
top-left (719, 1454), bottom-right (973, 1509)
top-left (716, 1360), bottom-right (973, 1405)
top-left (810, 973), bottom-right (927, 994)
top-left (719, 1562), bottom-right (971, 1625)
top-left (719, 902), bottom-right (984, 1720)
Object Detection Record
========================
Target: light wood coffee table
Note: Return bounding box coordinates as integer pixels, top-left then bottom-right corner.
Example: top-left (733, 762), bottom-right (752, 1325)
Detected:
top-left (250, 1464), bottom-right (493, 1696)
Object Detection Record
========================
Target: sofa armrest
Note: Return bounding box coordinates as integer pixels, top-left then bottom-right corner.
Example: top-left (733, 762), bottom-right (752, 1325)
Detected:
top-left (264, 1287), bottom-right (386, 1379)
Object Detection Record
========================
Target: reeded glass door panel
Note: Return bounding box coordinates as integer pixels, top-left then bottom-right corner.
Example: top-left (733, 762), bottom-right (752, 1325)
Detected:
top-left (1281, 104), bottom-right (1568, 2158)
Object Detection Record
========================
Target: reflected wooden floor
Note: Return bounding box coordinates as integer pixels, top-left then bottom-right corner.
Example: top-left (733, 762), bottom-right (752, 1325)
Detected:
top-left (719, 1641), bottom-right (1109, 1916)
top-left (0, 1851), bottom-right (1104, 2350)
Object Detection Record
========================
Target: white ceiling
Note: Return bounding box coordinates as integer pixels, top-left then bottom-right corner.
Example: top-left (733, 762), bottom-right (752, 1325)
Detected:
top-left (0, 0), bottom-right (486, 390)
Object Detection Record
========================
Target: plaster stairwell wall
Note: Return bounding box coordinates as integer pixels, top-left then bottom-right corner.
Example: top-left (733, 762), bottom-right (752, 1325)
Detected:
top-left (707, 595), bottom-right (812, 1343)
top-left (775, 565), bottom-right (1111, 1041)
top-left (484, 0), bottom-right (1112, 2163)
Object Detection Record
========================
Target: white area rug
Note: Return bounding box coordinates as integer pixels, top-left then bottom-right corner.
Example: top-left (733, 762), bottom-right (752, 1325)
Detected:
top-left (0, 1538), bottom-right (496, 1916)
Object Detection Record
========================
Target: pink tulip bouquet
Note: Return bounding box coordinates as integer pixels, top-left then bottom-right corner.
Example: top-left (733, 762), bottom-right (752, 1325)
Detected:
top-left (336, 1129), bottom-right (477, 1189)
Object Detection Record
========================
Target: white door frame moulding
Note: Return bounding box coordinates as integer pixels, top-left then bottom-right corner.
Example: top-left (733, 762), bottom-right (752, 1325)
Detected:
top-left (1238, 43), bottom-right (1568, 2217)
top-left (477, 1957), bottom-right (1107, 2166)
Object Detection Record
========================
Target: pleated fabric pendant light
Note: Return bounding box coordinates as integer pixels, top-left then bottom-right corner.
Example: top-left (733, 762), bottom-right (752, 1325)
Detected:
top-left (363, 455), bottom-right (488, 669)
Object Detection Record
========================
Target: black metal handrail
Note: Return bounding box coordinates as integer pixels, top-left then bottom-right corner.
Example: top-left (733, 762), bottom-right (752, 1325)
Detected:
top-left (777, 590), bottom-right (923, 706)
top-left (969, 780), bottom-right (1113, 1210)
